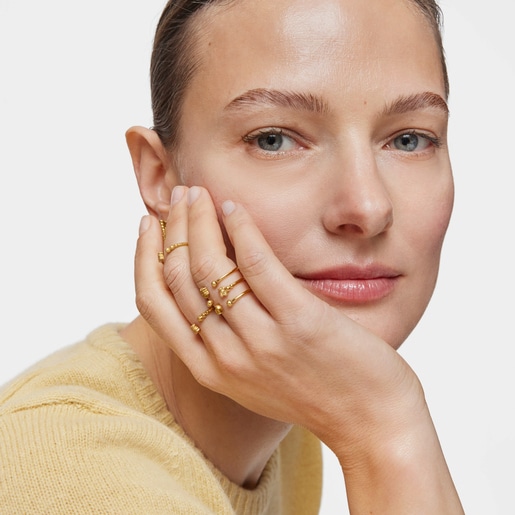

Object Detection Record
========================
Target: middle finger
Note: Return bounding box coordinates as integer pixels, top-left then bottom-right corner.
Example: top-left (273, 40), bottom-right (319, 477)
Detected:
top-left (186, 187), bottom-right (272, 336)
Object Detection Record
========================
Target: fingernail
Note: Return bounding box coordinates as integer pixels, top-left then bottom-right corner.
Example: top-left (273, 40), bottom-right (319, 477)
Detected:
top-left (222, 200), bottom-right (236, 216)
top-left (171, 185), bottom-right (185, 206)
top-left (139, 215), bottom-right (151, 235)
top-left (188, 186), bottom-right (201, 205)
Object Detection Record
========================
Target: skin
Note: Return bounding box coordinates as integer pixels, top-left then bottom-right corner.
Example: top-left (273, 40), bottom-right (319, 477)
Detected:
top-left (173, 0), bottom-right (452, 348)
top-left (122, 0), bottom-right (463, 511)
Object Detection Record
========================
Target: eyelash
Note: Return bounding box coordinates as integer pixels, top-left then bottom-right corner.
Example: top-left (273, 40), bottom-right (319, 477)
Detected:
top-left (242, 127), bottom-right (301, 152)
top-left (387, 130), bottom-right (442, 150)
top-left (242, 128), bottom-right (282, 143)
top-left (241, 127), bottom-right (442, 156)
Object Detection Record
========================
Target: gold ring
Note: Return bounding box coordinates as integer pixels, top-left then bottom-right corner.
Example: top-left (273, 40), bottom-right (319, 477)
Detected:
top-left (159, 220), bottom-right (167, 241)
top-left (191, 298), bottom-right (223, 335)
top-left (218, 277), bottom-right (244, 298)
top-left (165, 242), bottom-right (189, 254)
top-left (211, 266), bottom-right (239, 288)
top-left (227, 289), bottom-right (252, 307)
top-left (197, 299), bottom-right (224, 321)
top-left (197, 304), bottom-right (213, 323)
top-left (157, 251), bottom-right (165, 264)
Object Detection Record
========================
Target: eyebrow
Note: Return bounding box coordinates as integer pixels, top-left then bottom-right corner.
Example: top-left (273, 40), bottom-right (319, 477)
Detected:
top-left (224, 88), bottom-right (329, 114)
top-left (382, 91), bottom-right (449, 117)
top-left (224, 88), bottom-right (448, 118)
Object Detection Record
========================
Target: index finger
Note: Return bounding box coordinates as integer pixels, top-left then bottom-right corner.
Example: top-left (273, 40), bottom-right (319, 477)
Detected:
top-left (221, 200), bottom-right (316, 322)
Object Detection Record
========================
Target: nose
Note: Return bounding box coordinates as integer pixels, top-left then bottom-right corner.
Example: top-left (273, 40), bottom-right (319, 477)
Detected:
top-left (322, 144), bottom-right (393, 238)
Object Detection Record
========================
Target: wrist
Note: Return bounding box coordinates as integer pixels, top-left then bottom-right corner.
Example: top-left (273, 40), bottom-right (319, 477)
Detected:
top-left (335, 405), bottom-right (463, 514)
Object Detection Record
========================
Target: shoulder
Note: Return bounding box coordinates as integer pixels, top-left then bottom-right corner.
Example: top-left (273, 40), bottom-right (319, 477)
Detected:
top-left (0, 324), bottom-right (234, 514)
top-left (0, 324), bottom-right (168, 418)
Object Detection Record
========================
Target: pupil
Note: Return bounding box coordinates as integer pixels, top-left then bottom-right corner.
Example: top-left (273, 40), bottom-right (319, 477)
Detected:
top-left (396, 133), bottom-right (418, 151)
top-left (258, 132), bottom-right (283, 151)
top-left (267, 135), bottom-right (278, 145)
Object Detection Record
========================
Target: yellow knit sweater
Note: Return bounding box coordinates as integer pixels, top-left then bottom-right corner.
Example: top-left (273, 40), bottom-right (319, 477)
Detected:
top-left (0, 325), bottom-right (322, 514)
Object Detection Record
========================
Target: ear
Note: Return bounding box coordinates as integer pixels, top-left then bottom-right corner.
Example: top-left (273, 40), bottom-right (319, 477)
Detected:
top-left (125, 126), bottom-right (179, 219)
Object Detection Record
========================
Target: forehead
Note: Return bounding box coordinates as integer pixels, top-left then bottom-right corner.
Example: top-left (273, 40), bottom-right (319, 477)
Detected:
top-left (184, 0), bottom-right (444, 113)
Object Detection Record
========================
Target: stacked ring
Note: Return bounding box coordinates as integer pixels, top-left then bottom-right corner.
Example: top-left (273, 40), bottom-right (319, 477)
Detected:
top-left (159, 219), bottom-right (167, 241)
top-left (190, 267), bottom-right (253, 335)
top-left (212, 267), bottom-right (252, 307)
top-left (166, 242), bottom-right (189, 254)
top-left (227, 289), bottom-right (251, 307)
top-left (190, 288), bottom-right (224, 334)
top-left (155, 214), bottom-right (188, 263)
top-left (158, 241), bottom-right (189, 263)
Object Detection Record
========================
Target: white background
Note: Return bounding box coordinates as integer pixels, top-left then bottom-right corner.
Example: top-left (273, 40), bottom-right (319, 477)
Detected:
top-left (1, 1), bottom-right (514, 513)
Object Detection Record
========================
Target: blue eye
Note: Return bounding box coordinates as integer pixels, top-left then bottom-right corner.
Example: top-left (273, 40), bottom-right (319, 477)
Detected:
top-left (257, 132), bottom-right (284, 151)
top-left (395, 133), bottom-right (424, 152)
top-left (243, 128), bottom-right (297, 153)
top-left (391, 132), bottom-right (439, 152)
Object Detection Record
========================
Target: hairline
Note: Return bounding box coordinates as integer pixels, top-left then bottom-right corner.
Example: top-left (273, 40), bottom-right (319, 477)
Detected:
top-left (154, 0), bottom-right (448, 151)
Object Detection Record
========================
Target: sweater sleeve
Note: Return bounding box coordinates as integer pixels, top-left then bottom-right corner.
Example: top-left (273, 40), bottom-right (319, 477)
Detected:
top-left (0, 398), bottom-right (234, 515)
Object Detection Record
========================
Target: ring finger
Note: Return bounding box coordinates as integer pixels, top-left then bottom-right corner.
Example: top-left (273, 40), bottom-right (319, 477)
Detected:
top-left (163, 186), bottom-right (233, 338)
top-left (186, 187), bottom-right (274, 339)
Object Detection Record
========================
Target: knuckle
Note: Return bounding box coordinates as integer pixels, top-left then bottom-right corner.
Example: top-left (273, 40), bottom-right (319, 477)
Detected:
top-left (189, 253), bottom-right (218, 284)
top-left (191, 370), bottom-right (211, 389)
top-left (192, 366), bottom-right (224, 394)
top-left (277, 297), bottom-right (324, 341)
top-left (216, 353), bottom-right (240, 377)
top-left (238, 249), bottom-right (268, 279)
top-left (210, 344), bottom-right (245, 379)
top-left (135, 287), bottom-right (158, 325)
top-left (163, 258), bottom-right (190, 295)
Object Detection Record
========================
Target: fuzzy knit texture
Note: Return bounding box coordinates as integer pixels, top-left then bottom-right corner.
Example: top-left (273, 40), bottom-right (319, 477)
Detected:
top-left (0, 324), bottom-right (322, 514)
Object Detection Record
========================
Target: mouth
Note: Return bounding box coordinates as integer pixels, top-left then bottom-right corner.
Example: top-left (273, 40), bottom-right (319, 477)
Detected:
top-left (295, 266), bottom-right (401, 305)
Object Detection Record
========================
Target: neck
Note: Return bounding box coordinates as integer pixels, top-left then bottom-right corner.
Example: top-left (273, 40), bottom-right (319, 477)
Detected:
top-left (120, 317), bottom-right (291, 488)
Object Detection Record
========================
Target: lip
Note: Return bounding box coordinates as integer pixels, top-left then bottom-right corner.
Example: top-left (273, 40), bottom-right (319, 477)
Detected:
top-left (295, 265), bottom-right (401, 305)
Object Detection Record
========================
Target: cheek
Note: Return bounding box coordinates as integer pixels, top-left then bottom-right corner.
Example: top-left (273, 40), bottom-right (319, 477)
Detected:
top-left (240, 190), bottom-right (316, 268)
top-left (400, 167), bottom-right (454, 259)
top-left (419, 186), bottom-right (454, 260)
top-left (184, 159), bottom-right (314, 265)
top-left (401, 179), bottom-right (454, 317)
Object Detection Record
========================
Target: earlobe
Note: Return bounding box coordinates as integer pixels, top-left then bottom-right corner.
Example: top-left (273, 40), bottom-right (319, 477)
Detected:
top-left (125, 126), bottom-right (178, 219)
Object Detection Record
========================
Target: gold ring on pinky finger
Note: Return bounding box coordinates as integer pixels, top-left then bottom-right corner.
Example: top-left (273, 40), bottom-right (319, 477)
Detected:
top-left (165, 242), bottom-right (189, 254)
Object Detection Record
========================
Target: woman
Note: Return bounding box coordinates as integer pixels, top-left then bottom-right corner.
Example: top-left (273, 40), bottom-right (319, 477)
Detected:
top-left (0, 0), bottom-right (463, 513)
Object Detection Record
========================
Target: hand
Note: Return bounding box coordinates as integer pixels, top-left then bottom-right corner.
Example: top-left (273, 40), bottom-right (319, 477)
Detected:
top-left (135, 185), bottom-right (422, 455)
top-left (134, 185), bottom-right (464, 513)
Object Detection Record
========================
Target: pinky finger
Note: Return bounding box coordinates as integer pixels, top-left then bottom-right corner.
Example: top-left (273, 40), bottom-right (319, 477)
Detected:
top-left (133, 215), bottom-right (211, 372)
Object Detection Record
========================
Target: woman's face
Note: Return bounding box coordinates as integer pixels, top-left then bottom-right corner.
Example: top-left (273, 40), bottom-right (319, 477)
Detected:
top-left (171, 0), bottom-right (453, 348)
